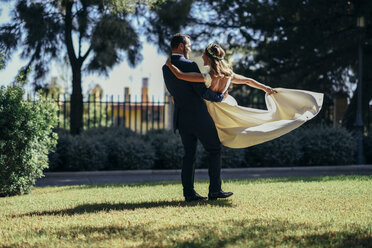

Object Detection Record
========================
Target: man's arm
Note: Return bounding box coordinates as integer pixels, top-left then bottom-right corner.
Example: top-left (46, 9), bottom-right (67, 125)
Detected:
top-left (189, 62), bottom-right (224, 102)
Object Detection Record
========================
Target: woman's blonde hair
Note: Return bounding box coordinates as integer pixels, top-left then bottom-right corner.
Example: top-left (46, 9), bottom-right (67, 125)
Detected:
top-left (204, 43), bottom-right (233, 78)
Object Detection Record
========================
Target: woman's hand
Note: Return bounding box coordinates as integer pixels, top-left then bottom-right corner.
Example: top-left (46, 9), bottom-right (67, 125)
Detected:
top-left (264, 86), bottom-right (277, 95)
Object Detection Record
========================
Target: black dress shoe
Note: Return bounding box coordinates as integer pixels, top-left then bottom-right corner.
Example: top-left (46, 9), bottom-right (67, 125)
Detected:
top-left (185, 192), bottom-right (207, 202)
top-left (208, 190), bottom-right (233, 200)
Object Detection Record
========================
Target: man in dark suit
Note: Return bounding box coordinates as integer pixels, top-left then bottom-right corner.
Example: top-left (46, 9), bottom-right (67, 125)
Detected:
top-left (162, 33), bottom-right (233, 202)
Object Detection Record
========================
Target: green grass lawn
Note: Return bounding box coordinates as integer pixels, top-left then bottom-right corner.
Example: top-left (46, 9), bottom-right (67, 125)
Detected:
top-left (1, 175), bottom-right (372, 248)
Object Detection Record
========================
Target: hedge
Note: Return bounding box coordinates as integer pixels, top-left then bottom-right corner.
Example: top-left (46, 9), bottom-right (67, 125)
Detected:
top-left (48, 124), bottom-right (361, 171)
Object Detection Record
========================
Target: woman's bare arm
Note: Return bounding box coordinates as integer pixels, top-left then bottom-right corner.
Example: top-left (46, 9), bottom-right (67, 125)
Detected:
top-left (231, 73), bottom-right (277, 95)
top-left (166, 58), bottom-right (205, 82)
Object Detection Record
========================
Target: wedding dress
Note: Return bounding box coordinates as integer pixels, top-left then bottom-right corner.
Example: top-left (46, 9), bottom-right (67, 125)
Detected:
top-left (202, 73), bottom-right (324, 149)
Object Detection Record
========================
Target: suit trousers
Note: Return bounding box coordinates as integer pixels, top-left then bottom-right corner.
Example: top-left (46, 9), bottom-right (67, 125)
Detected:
top-left (178, 112), bottom-right (222, 197)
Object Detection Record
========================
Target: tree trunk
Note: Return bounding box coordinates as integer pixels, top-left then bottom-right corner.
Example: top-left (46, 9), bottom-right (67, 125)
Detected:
top-left (70, 65), bottom-right (83, 135)
top-left (64, 0), bottom-right (84, 135)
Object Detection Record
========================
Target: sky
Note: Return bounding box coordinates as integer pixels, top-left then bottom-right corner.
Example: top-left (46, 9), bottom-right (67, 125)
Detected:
top-left (0, 2), bottom-right (167, 101)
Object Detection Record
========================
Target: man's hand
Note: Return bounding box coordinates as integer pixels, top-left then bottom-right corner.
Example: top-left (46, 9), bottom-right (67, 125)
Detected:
top-left (223, 91), bottom-right (229, 100)
top-left (166, 57), bottom-right (171, 67)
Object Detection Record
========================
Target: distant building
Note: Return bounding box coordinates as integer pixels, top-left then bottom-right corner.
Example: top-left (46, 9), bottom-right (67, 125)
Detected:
top-left (108, 78), bottom-right (170, 133)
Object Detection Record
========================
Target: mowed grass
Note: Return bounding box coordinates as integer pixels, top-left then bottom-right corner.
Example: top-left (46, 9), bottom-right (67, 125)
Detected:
top-left (1, 175), bottom-right (372, 248)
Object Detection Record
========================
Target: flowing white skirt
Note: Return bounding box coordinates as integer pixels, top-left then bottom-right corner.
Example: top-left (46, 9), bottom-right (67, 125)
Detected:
top-left (204, 88), bottom-right (324, 148)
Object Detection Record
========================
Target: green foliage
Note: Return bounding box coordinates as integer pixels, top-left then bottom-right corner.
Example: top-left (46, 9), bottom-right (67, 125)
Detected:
top-left (245, 131), bottom-right (303, 167)
top-left (363, 134), bottom-right (372, 164)
top-left (49, 127), bottom-right (154, 171)
top-left (0, 52), bottom-right (4, 70)
top-left (144, 129), bottom-right (184, 169)
top-left (221, 146), bottom-right (246, 168)
top-left (300, 126), bottom-right (356, 165)
top-left (245, 125), bottom-right (356, 167)
top-left (0, 86), bottom-right (58, 197)
top-left (108, 0), bottom-right (167, 13)
top-left (49, 125), bottom-right (358, 171)
top-left (105, 135), bottom-right (155, 170)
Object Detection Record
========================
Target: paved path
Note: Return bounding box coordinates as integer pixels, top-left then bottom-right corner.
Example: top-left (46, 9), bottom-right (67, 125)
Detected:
top-left (35, 165), bottom-right (372, 187)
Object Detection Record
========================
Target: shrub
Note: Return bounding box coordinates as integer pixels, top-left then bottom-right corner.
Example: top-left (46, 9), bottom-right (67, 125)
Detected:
top-left (104, 135), bottom-right (155, 170)
top-left (67, 135), bottom-right (107, 171)
top-left (300, 126), bottom-right (356, 165)
top-left (81, 126), bottom-right (135, 139)
top-left (48, 129), bottom-right (74, 171)
top-left (363, 134), bottom-right (372, 164)
top-left (48, 125), bottom-right (359, 171)
top-left (194, 141), bottom-right (246, 169)
top-left (0, 86), bottom-right (58, 196)
top-left (144, 129), bottom-right (184, 169)
top-left (245, 131), bottom-right (303, 167)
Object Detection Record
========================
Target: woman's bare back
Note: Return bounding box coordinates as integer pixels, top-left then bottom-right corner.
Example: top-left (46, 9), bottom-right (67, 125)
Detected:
top-left (209, 75), bottom-right (231, 93)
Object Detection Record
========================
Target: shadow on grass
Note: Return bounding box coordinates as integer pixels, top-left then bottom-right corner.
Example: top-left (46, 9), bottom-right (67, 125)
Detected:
top-left (8, 218), bottom-right (372, 248)
top-left (10, 199), bottom-right (233, 218)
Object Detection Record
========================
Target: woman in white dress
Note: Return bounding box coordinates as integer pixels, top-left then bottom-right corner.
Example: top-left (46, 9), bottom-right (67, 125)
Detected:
top-left (165, 43), bottom-right (324, 149)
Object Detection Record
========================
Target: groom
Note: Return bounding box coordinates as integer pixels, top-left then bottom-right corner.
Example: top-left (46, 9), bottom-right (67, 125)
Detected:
top-left (162, 33), bottom-right (233, 202)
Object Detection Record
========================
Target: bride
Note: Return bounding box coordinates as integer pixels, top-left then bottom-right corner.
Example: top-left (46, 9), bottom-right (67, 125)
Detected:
top-left (165, 43), bottom-right (324, 148)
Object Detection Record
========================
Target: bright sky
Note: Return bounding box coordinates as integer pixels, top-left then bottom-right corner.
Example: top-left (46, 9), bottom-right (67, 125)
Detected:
top-left (0, 2), bottom-right (167, 101)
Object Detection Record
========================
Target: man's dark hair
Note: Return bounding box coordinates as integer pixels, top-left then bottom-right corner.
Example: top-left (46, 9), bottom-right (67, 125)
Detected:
top-left (170, 33), bottom-right (190, 49)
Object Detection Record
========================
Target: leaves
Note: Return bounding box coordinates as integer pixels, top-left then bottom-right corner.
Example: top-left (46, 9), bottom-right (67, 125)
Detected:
top-left (0, 85), bottom-right (58, 196)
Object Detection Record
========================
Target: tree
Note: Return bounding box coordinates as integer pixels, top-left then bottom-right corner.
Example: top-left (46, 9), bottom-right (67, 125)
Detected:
top-left (147, 0), bottom-right (371, 126)
top-left (0, 52), bottom-right (4, 70)
top-left (0, 0), bottom-right (163, 135)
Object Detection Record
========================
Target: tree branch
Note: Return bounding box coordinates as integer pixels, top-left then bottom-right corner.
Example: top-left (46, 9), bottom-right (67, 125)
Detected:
top-left (64, 1), bottom-right (77, 66)
top-left (80, 45), bottom-right (92, 63)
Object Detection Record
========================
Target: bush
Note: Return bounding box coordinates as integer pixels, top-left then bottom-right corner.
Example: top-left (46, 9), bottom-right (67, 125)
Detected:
top-left (81, 126), bottom-right (135, 139)
top-left (144, 130), bottom-right (184, 169)
top-left (0, 86), bottom-right (58, 196)
top-left (48, 125), bottom-right (359, 171)
top-left (49, 127), bottom-right (154, 171)
top-left (244, 125), bottom-right (356, 166)
top-left (48, 129), bottom-right (107, 171)
top-left (104, 136), bottom-right (155, 170)
top-left (300, 126), bottom-right (356, 165)
top-left (48, 129), bottom-right (74, 171)
top-left (67, 135), bottom-right (107, 171)
top-left (363, 134), bottom-right (372, 164)
top-left (245, 131), bottom-right (303, 167)
top-left (197, 145), bottom-right (246, 169)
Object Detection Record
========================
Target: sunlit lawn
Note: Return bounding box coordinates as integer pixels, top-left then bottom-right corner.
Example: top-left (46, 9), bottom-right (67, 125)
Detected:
top-left (1, 175), bottom-right (372, 248)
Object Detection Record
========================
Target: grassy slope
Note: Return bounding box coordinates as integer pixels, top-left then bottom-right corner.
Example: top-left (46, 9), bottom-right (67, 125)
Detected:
top-left (1, 175), bottom-right (372, 248)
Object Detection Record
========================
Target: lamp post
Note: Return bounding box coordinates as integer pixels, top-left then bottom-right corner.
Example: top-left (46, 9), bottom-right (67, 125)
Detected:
top-left (355, 16), bottom-right (365, 164)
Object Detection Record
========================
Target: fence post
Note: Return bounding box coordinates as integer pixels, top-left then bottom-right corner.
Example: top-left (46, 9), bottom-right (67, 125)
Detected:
top-left (135, 95), bottom-right (138, 133)
top-left (87, 94), bottom-right (91, 129)
top-left (128, 94), bottom-right (131, 131)
top-left (99, 92), bottom-right (102, 127)
top-left (57, 94), bottom-right (60, 129)
top-left (111, 95), bottom-right (114, 127)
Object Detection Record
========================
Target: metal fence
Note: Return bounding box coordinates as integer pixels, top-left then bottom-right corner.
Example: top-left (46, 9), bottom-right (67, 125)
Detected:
top-left (31, 89), bottom-right (269, 134)
top-left (29, 92), bottom-right (171, 134)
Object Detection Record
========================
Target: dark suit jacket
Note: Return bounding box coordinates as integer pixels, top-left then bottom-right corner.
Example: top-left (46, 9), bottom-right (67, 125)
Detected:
top-left (162, 54), bottom-right (224, 131)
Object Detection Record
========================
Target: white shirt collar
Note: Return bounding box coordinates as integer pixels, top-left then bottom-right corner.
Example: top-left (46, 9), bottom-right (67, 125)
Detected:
top-left (171, 52), bottom-right (184, 56)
